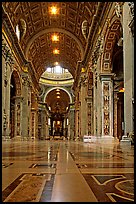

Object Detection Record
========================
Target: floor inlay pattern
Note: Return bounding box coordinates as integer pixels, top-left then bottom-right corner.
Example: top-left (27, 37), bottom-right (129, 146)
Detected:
top-left (76, 163), bottom-right (134, 168)
top-left (29, 163), bottom-right (56, 168)
top-left (82, 173), bottom-right (134, 202)
top-left (2, 173), bottom-right (55, 202)
top-left (2, 162), bottom-right (13, 168)
top-left (2, 152), bottom-right (35, 157)
top-left (69, 151), bottom-right (114, 161)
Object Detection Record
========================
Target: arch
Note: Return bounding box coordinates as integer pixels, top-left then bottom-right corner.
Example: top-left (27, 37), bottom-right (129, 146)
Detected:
top-left (10, 69), bottom-right (21, 96)
top-left (25, 28), bottom-right (85, 60)
top-left (44, 86), bottom-right (72, 104)
top-left (102, 19), bottom-right (122, 72)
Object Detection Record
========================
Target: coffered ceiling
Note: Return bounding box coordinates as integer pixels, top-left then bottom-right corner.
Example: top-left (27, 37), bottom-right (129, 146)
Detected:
top-left (3, 2), bottom-right (98, 80)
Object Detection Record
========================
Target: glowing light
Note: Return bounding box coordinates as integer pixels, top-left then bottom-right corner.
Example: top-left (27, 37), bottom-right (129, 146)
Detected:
top-left (57, 95), bottom-right (60, 98)
top-left (49, 6), bottom-right (58, 15)
top-left (119, 88), bottom-right (125, 92)
top-left (57, 121), bottom-right (60, 125)
top-left (53, 49), bottom-right (60, 54)
top-left (54, 62), bottom-right (59, 65)
top-left (81, 67), bottom-right (86, 73)
top-left (51, 34), bottom-right (59, 42)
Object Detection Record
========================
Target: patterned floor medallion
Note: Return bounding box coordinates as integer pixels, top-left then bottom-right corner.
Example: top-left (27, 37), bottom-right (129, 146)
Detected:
top-left (82, 173), bottom-right (134, 202)
top-left (2, 173), bottom-right (55, 202)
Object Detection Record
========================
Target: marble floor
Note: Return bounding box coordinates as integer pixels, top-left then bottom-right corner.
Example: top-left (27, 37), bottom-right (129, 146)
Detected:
top-left (2, 137), bottom-right (134, 202)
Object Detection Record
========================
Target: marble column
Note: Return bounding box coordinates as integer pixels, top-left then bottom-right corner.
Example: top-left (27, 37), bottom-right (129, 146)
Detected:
top-left (86, 97), bottom-right (93, 135)
top-left (122, 2), bottom-right (134, 134)
top-left (37, 105), bottom-right (48, 140)
top-left (14, 96), bottom-right (23, 140)
top-left (113, 92), bottom-right (118, 139)
top-left (93, 71), bottom-right (98, 136)
top-left (33, 97), bottom-right (39, 140)
top-left (31, 109), bottom-right (37, 140)
top-left (69, 105), bottom-right (75, 140)
top-left (63, 116), bottom-right (67, 137)
top-left (46, 116), bottom-right (49, 139)
top-left (100, 74), bottom-right (114, 137)
top-left (75, 106), bottom-right (79, 140)
top-left (41, 110), bottom-right (48, 140)
top-left (2, 39), bottom-right (14, 140)
top-left (21, 74), bottom-right (30, 140)
top-left (80, 76), bottom-right (88, 140)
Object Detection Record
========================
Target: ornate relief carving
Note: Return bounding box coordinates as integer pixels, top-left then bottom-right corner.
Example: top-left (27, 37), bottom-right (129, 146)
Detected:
top-left (102, 20), bottom-right (121, 72)
top-left (79, 73), bottom-right (88, 87)
top-left (3, 109), bottom-right (7, 130)
top-left (128, 2), bottom-right (134, 18)
top-left (115, 2), bottom-right (122, 18)
top-left (87, 103), bottom-right (92, 135)
top-left (2, 40), bottom-right (14, 86)
top-left (2, 40), bottom-right (14, 64)
top-left (94, 71), bottom-right (98, 88)
top-left (92, 35), bottom-right (104, 65)
top-left (103, 82), bottom-right (110, 135)
top-left (16, 103), bottom-right (20, 135)
top-left (128, 2), bottom-right (134, 37)
top-left (87, 71), bottom-right (93, 96)
top-left (22, 75), bottom-right (32, 87)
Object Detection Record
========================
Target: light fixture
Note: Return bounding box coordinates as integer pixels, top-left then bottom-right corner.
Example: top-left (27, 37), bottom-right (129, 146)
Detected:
top-left (57, 121), bottom-right (60, 125)
top-left (51, 34), bottom-right (59, 42)
top-left (53, 49), bottom-right (60, 54)
top-left (49, 6), bottom-right (59, 15)
top-left (56, 92), bottom-right (60, 95)
top-left (81, 67), bottom-right (86, 73)
top-left (54, 62), bottom-right (59, 66)
top-left (57, 95), bottom-right (60, 98)
top-left (119, 88), bottom-right (125, 92)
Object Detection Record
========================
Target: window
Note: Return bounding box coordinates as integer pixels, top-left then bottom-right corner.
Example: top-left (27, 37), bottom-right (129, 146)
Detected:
top-left (16, 24), bottom-right (20, 41)
top-left (46, 67), bottom-right (52, 72)
top-left (42, 65), bottom-right (73, 80)
top-left (54, 66), bottom-right (62, 74)
top-left (46, 66), bottom-right (63, 74)
top-left (15, 19), bottom-right (26, 41)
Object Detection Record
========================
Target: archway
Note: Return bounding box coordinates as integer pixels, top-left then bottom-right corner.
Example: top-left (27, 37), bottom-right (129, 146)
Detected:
top-left (113, 47), bottom-right (124, 140)
top-left (110, 22), bottom-right (124, 140)
top-left (45, 88), bottom-right (71, 139)
top-left (10, 70), bottom-right (21, 138)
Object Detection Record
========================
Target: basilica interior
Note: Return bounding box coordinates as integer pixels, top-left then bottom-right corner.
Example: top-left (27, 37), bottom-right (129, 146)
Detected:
top-left (2, 2), bottom-right (134, 202)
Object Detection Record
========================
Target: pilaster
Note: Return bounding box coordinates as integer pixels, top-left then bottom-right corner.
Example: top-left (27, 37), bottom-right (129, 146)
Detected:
top-left (85, 96), bottom-right (93, 135)
top-left (2, 39), bottom-right (14, 140)
top-left (21, 73), bottom-right (31, 140)
top-left (79, 73), bottom-right (88, 140)
top-left (12, 96), bottom-right (23, 141)
top-left (113, 92), bottom-right (118, 139)
top-left (69, 104), bottom-right (75, 140)
top-left (100, 73), bottom-right (114, 137)
top-left (122, 2), bottom-right (134, 134)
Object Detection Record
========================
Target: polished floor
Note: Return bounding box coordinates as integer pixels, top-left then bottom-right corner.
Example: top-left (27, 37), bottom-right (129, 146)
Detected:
top-left (2, 137), bottom-right (134, 202)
